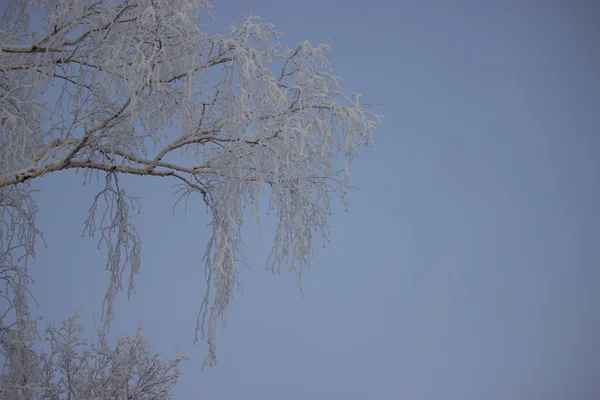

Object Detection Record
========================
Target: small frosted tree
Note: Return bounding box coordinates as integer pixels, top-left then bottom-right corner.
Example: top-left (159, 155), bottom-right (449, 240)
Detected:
top-left (1, 311), bottom-right (188, 399)
top-left (0, 0), bottom-right (380, 388)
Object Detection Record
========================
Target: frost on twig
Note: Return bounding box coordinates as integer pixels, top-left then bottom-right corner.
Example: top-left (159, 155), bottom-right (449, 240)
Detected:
top-left (0, 0), bottom-right (381, 370)
top-left (0, 184), bottom-right (45, 398)
top-left (1, 311), bottom-right (188, 399)
top-left (82, 172), bottom-right (142, 328)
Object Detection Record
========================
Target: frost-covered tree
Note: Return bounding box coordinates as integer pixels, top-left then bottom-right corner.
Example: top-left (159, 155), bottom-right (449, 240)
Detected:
top-left (0, 0), bottom-right (380, 388)
top-left (1, 311), bottom-right (188, 399)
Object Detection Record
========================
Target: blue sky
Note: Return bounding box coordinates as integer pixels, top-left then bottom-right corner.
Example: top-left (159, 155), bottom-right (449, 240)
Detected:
top-left (24, 1), bottom-right (600, 399)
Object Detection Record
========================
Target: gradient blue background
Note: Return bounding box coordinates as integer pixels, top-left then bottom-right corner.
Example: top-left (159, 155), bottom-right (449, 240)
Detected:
top-left (21, 1), bottom-right (600, 399)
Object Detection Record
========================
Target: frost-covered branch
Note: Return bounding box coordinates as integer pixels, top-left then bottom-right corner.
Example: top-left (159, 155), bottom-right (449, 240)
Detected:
top-left (0, 311), bottom-right (188, 399)
top-left (0, 0), bottom-right (381, 372)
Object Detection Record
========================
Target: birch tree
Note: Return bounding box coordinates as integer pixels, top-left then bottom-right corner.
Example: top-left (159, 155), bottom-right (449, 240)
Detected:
top-left (0, 0), bottom-right (380, 387)
top-left (1, 311), bottom-right (188, 399)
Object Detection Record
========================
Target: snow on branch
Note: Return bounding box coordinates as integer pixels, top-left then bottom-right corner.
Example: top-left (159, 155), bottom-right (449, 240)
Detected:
top-left (0, 0), bottom-right (382, 371)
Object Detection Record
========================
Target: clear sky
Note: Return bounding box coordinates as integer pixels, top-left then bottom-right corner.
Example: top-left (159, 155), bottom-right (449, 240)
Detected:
top-left (24, 1), bottom-right (600, 399)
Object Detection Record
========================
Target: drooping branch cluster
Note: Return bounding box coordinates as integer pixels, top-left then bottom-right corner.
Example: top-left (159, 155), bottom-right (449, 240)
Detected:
top-left (0, 0), bottom-right (381, 374)
top-left (0, 184), bottom-right (44, 394)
